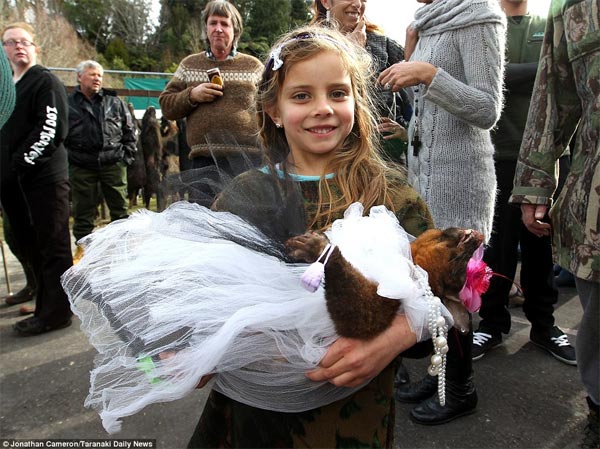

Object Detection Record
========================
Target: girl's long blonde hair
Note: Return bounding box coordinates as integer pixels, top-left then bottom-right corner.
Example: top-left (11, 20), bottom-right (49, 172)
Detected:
top-left (256, 26), bottom-right (405, 231)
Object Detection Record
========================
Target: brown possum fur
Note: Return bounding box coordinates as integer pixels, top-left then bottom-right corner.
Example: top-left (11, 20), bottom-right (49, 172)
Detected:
top-left (285, 228), bottom-right (484, 340)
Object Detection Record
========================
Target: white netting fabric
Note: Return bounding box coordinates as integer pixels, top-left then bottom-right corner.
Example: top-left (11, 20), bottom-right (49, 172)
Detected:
top-left (61, 201), bottom-right (452, 433)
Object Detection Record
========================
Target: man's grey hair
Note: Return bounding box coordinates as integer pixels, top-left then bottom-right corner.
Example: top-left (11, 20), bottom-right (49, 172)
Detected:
top-left (201, 0), bottom-right (243, 51)
top-left (76, 60), bottom-right (103, 77)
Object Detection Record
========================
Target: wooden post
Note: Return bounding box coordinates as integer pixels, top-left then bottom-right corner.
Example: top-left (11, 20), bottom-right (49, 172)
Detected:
top-left (0, 240), bottom-right (12, 296)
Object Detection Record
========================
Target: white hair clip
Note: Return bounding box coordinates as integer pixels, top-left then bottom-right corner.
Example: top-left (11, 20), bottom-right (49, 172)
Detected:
top-left (270, 45), bottom-right (284, 71)
top-left (268, 33), bottom-right (349, 72)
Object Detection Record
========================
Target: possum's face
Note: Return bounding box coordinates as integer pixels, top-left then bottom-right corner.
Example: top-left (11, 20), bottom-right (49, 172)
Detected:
top-left (160, 118), bottom-right (179, 138)
top-left (410, 228), bottom-right (484, 299)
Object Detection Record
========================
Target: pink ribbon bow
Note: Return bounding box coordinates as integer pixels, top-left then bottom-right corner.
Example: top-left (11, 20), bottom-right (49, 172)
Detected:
top-left (458, 245), bottom-right (492, 313)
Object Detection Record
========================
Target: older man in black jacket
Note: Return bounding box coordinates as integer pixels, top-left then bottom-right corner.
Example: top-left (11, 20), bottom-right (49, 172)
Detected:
top-left (66, 60), bottom-right (137, 261)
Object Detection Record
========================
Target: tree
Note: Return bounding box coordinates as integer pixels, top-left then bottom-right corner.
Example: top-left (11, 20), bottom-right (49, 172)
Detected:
top-left (155, 0), bottom-right (208, 61)
top-left (233, 0), bottom-right (253, 23)
top-left (0, 1), bottom-right (97, 82)
top-left (61, 0), bottom-right (112, 50)
top-left (54, 0), bottom-right (158, 70)
top-left (104, 37), bottom-right (129, 65)
top-left (290, 0), bottom-right (311, 28)
top-left (111, 0), bottom-right (156, 48)
top-left (246, 0), bottom-right (291, 48)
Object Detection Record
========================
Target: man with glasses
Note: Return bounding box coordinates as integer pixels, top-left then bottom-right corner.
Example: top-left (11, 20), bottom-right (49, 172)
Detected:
top-left (0, 22), bottom-right (73, 335)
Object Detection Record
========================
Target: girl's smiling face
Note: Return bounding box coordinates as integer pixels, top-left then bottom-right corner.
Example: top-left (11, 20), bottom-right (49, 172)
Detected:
top-left (267, 50), bottom-right (355, 176)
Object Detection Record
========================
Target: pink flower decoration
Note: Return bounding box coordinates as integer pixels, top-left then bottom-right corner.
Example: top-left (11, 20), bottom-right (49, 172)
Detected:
top-left (459, 245), bottom-right (492, 313)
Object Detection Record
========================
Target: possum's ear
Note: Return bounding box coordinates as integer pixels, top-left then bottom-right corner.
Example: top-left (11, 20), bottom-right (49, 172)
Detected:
top-left (444, 295), bottom-right (469, 333)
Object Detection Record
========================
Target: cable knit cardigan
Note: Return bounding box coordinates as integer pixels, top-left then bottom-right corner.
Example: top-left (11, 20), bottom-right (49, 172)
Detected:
top-left (407, 0), bottom-right (506, 241)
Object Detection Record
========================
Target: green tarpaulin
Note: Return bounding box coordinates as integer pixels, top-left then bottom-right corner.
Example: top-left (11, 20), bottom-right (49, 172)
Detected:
top-left (124, 78), bottom-right (171, 110)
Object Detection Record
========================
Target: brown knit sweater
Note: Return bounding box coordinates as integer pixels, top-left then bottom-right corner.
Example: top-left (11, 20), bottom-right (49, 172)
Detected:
top-left (159, 52), bottom-right (264, 158)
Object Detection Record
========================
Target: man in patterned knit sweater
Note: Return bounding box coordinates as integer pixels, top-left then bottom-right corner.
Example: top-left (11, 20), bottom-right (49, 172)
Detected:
top-left (159, 0), bottom-right (263, 194)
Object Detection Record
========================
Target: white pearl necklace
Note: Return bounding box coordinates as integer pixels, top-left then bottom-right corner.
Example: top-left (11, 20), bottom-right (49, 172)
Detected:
top-left (424, 284), bottom-right (448, 406)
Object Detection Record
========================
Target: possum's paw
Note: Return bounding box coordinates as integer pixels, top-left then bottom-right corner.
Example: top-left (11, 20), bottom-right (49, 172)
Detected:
top-left (285, 232), bottom-right (329, 263)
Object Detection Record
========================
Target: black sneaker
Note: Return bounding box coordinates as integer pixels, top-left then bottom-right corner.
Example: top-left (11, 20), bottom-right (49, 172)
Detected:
top-left (472, 329), bottom-right (502, 361)
top-left (530, 326), bottom-right (577, 366)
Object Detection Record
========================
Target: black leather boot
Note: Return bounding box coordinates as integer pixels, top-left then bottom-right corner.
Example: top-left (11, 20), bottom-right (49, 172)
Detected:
top-left (410, 323), bottom-right (478, 425)
top-left (395, 374), bottom-right (437, 403)
top-left (409, 376), bottom-right (477, 425)
top-left (394, 358), bottom-right (411, 387)
top-left (394, 338), bottom-right (439, 402)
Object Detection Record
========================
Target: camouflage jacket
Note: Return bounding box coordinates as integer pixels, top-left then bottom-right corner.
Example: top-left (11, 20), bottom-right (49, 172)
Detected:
top-left (509, 0), bottom-right (600, 282)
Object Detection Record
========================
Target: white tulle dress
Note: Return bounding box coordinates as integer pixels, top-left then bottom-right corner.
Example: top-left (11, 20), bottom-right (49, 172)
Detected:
top-left (61, 201), bottom-right (452, 433)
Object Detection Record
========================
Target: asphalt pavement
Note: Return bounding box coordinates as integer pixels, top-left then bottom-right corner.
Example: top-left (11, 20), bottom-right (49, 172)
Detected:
top-left (0, 241), bottom-right (587, 449)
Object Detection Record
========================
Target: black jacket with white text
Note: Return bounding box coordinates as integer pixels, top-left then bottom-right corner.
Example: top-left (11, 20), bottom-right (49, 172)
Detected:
top-left (0, 64), bottom-right (69, 190)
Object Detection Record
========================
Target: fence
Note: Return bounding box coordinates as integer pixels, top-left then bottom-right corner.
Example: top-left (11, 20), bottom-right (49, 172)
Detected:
top-left (49, 67), bottom-right (173, 116)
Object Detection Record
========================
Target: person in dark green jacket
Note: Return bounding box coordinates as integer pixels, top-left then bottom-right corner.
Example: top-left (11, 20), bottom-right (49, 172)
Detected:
top-left (471, 0), bottom-right (576, 366)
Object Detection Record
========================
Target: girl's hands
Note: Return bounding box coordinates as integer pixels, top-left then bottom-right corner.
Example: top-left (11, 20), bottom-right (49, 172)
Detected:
top-left (196, 374), bottom-right (215, 389)
top-left (305, 314), bottom-right (417, 388)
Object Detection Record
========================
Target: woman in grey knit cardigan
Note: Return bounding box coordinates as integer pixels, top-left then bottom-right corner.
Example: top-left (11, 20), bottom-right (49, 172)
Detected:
top-left (379, 0), bottom-right (506, 426)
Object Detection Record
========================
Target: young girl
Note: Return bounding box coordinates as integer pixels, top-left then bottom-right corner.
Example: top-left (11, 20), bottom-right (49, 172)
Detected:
top-left (62, 25), bottom-right (437, 445)
top-left (187, 26), bottom-right (432, 448)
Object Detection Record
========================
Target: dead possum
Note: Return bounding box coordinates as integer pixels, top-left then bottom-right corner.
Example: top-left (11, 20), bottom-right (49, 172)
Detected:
top-left (286, 228), bottom-right (484, 339)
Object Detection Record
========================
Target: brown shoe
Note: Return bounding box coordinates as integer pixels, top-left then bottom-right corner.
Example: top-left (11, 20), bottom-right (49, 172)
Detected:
top-left (19, 305), bottom-right (35, 315)
top-left (5, 286), bottom-right (36, 305)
